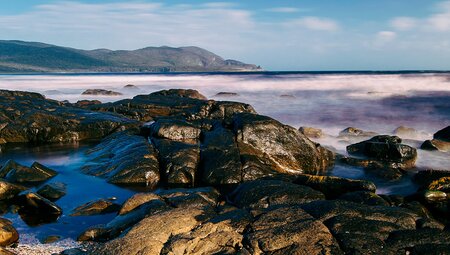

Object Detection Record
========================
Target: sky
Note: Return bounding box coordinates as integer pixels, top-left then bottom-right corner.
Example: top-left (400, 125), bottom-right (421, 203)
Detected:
top-left (1, 0), bottom-right (450, 71)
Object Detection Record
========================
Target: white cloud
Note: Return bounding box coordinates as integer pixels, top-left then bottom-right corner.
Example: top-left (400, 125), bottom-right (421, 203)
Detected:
top-left (285, 17), bottom-right (340, 31)
top-left (391, 17), bottom-right (417, 31)
top-left (267, 7), bottom-right (300, 13)
top-left (377, 31), bottom-right (396, 41)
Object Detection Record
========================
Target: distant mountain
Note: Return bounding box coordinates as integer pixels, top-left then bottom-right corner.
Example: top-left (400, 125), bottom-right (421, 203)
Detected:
top-left (0, 40), bottom-right (262, 73)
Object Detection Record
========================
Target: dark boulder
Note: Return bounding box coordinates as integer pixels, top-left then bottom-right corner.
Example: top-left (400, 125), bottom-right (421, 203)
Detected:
top-left (294, 174), bottom-right (376, 199)
top-left (385, 229), bottom-right (450, 253)
top-left (229, 179), bottom-right (325, 210)
top-left (71, 199), bottom-right (121, 216)
top-left (149, 119), bottom-right (201, 141)
top-left (434, 126), bottom-right (450, 142)
top-left (0, 160), bottom-right (57, 184)
top-left (233, 113), bottom-right (334, 174)
top-left (16, 192), bottom-right (62, 226)
top-left (82, 132), bottom-right (160, 187)
top-left (36, 182), bottom-right (66, 201)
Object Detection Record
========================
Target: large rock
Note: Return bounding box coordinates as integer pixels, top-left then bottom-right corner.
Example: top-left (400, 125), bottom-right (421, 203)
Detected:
top-left (339, 127), bottom-right (377, 139)
top-left (0, 90), bottom-right (134, 144)
top-left (149, 119), bottom-right (201, 141)
top-left (82, 131), bottom-right (160, 187)
top-left (294, 174), bottom-right (376, 199)
top-left (434, 126), bottom-right (450, 142)
top-left (82, 89), bottom-right (122, 96)
top-left (230, 179), bottom-right (325, 210)
top-left (299, 126), bottom-right (324, 139)
top-left (233, 113), bottom-right (334, 174)
top-left (0, 160), bottom-right (57, 183)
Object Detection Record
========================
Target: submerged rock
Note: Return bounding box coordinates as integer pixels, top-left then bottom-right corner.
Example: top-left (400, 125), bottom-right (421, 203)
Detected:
top-left (71, 199), bottom-right (121, 216)
top-left (36, 182), bottom-right (67, 201)
top-left (16, 192), bottom-right (62, 226)
top-left (214, 92), bottom-right (239, 97)
top-left (81, 89), bottom-right (122, 96)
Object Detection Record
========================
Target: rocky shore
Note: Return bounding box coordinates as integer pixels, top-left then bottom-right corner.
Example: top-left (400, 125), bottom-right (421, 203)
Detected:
top-left (0, 89), bottom-right (449, 254)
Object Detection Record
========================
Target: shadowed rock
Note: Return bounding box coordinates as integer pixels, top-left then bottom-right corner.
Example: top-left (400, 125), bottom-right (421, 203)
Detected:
top-left (0, 180), bottom-right (27, 200)
top-left (421, 126), bottom-right (450, 152)
top-left (36, 182), bottom-right (66, 201)
top-left (82, 89), bottom-right (122, 96)
top-left (0, 160), bottom-right (57, 184)
top-left (16, 192), bottom-right (62, 226)
top-left (0, 218), bottom-right (18, 247)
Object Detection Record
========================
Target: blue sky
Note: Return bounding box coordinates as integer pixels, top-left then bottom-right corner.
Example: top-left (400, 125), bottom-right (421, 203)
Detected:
top-left (1, 0), bottom-right (450, 70)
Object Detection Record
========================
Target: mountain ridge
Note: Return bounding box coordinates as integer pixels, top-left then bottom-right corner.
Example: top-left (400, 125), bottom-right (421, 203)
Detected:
top-left (0, 40), bottom-right (262, 73)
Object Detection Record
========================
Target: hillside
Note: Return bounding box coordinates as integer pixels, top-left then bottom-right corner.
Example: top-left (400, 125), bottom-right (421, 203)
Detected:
top-left (0, 40), bottom-right (262, 73)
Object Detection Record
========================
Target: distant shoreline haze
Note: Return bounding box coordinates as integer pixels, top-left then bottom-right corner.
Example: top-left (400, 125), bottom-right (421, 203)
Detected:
top-left (0, 40), bottom-right (262, 73)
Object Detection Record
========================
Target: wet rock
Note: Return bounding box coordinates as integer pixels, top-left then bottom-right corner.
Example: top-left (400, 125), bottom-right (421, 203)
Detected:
top-left (416, 218), bottom-right (445, 230)
top-left (339, 127), bottom-right (377, 138)
top-left (36, 182), bottom-right (66, 201)
top-left (214, 92), bottom-right (239, 97)
top-left (0, 180), bottom-right (27, 200)
top-left (0, 218), bottom-right (18, 247)
top-left (424, 190), bottom-right (447, 202)
top-left (338, 191), bottom-right (389, 206)
top-left (71, 199), bottom-right (121, 216)
top-left (81, 89), bottom-right (122, 96)
top-left (200, 125), bottom-right (242, 185)
top-left (155, 187), bottom-right (220, 209)
top-left (233, 113), bottom-right (334, 174)
top-left (82, 132), bottom-right (160, 187)
top-left (333, 233), bottom-right (391, 255)
top-left (16, 192), bottom-right (62, 226)
top-left (0, 160), bottom-right (57, 183)
top-left (59, 248), bottom-right (86, 255)
top-left (207, 101), bottom-right (256, 121)
top-left (40, 235), bottom-right (61, 244)
top-left (229, 179), bottom-right (325, 210)
top-left (245, 206), bottom-right (342, 254)
top-left (0, 90), bottom-right (134, 144)
top-left (393, 126), bottom-right (428, 140)
top-left (410, 244), bottom-right (450, 255)
top-left (299, 126), bottom-right (324, 138)
top-left (293, 174), bottom-right (376, 199)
